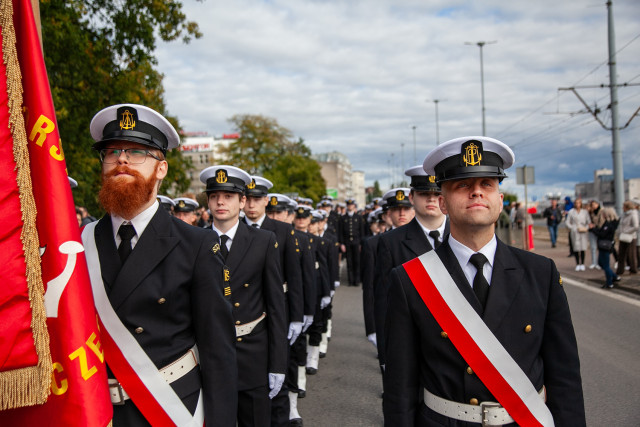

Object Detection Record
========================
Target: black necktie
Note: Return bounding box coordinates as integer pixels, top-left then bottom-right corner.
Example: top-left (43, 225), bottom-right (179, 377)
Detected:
top-left (429, 230), bottom-right (441, 249)
top-left (251, 223), bottom-right (259, 228)
top-left (118, 224), bottom-right (136, 263)
top-left (220, 235), bottom-right (229, 260)
top-left (469, 253), bottom-right (490, 309)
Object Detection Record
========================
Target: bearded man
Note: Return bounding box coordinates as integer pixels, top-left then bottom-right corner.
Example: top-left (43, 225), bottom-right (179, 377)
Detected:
top-left (81, 104), bottom-right (237, 426)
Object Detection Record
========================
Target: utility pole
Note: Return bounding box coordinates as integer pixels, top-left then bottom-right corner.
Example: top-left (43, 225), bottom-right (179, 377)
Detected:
top-left (607, 0), bottom-right (624, 215)
top-left (401, 143), bottom-right (405, 183)
top-left (465, 41), bottom-right (496, 136)
top-left (557, 2), bottom-right (640, 215)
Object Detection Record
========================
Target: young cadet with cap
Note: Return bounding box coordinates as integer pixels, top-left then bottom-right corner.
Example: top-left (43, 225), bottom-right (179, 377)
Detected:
top-left (315, 209), bottom-right (340, 356)
top-left (81, 104), bottom-right (237, 426)
top-left (173, 196), bottom-right (199, 225)
top-left (369, 187), bottom-right (415, 371)
top-left (375, 172), bottom-right (449, 372)
top-left (360, 208), bottom-right (385, 354)
top-left (199, 165), bottom-right (288, 427)
top-left (243, 178), bottom-right (305, 427)
top-left (338, 198), bottom-right (366, 286)
top-left (269, 196), bottom-right (317, 415)
top-left (156, 195), bottom-right (175, 213)
top-left (383, 137), bottom-right (585, 426)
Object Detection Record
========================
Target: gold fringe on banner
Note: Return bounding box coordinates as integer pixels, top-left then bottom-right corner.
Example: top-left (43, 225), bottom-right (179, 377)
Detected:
top-left (0, 0), bottom-right (53, 410)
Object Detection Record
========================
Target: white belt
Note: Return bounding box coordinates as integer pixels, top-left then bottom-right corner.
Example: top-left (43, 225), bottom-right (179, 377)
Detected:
top-left (424, 387), bottom-right (546, 426)
top-left (109, 345), bottom-right (199, 405)
top-left (235, 312), bottom-right (266, 337)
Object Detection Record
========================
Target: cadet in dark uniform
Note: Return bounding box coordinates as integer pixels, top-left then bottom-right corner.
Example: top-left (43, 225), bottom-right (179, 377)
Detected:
top-left (156, 195), bottom-right (175, 213)
top-left (172, 196), bottom-right (199, 225)
top-left (375, 171), bottom-right (449, 371)
top-left (83, 104), bottom-right (237, 426)
top-left (383, 136), bottom-right (585, 426)
top-left (361, 208), bottom-right (385, 352)
top-left (200, 165), bottom-right (288, 427)
top-left (243, 177), bottom-right (304, 427)
top-left (338, 198), bottom-right (365, 286)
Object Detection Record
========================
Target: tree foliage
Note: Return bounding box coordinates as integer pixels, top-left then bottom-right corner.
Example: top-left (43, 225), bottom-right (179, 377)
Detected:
top-left (220, 115), bottom-right (326, 200)
top-left (40, 0), bottom-right (200, 215)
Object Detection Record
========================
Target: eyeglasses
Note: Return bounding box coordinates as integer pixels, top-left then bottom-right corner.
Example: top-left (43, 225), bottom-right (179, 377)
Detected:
top-left (99, 148), bottom-right (163, 164)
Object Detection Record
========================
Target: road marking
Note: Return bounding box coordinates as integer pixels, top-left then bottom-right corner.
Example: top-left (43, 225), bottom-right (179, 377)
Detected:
top-left (562, 277), bottom-right (640, 308)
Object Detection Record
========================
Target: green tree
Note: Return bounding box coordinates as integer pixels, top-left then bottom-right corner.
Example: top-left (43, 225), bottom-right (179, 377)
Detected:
top-left (221, 115), bottom-right (326, 199)
top-left (40, 0), bottom-right (200, 214)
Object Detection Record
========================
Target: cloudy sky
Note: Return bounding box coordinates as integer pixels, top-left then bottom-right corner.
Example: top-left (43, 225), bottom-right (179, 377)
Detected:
top-left (156, 0), bottom-right (640, 201)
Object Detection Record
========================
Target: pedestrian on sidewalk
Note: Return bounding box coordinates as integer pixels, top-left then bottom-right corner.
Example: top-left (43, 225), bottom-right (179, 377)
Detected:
top-left (587, 200), bottom-right (601, 269)
top-left (543, 197), bottom-right (562, 248)
top-left (589, 207), bottom-right (620, 288)
top-left (566, 198), bottom-right (590, 271)
top-left (616, 200), bottom-right (639, 276)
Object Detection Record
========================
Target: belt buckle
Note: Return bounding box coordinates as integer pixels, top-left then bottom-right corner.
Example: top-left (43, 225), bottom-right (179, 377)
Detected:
top-left (110, 383), bottom-right (126, 406)
top-left (480, 402), bottom-right (502, 426)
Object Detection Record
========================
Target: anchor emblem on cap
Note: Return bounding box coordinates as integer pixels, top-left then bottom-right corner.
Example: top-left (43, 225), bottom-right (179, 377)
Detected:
top-left (216, 169), bottom-right (228, 184)
top-left (396, 190), bottom-right (405, 201)
top-left (270, 196), bottom-right (278, 206)
top-left (247, 179), bottom-right (256, 189)
top-left (463, 142), bottom-right (482, 166)
top-left (119, 109), bottom-right (136, 130)
top-left (428, 175), bottom-right (436, 183)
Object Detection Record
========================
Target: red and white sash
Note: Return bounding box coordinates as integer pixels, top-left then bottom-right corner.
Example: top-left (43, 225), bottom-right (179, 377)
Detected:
top-left (403, 250), bottom-right (554, 427)
top-left (82, 222), bottom-right (204, 427)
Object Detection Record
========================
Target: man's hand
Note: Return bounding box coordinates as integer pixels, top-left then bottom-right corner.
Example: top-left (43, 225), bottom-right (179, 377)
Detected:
top-left (288, 321), bottom-right (303, 345)
top-left (367, 333), bottom-right (377, 348)
top-left (302, 314), bottom-right (314, 332)
top-left (268, 373), bottom-right (285, 399)
top-left (320, 296), bottom-right (331, 309)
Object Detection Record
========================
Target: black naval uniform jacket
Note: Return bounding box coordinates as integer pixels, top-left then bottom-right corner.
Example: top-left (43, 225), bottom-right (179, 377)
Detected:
top-left (295, 229), bottom-right (317, 317)
top-left (322, 230), bottom-right (340, 290)
top-left (223, 221), bottom-right (288, 391)
top-left (338, 212), bottom-right (366, 246)
top-left (374, 218), bottom-right (450, 365)
top-left (246, 216), bottom-right (304, 323)
top-left (383, 238), bottom-right (585, 426)
top-left (93, 208), bottom-right (237, 427)
top-left (309, 233), bottom-right (331, 299)
top-left (361, 234), bottom-right (381, 336)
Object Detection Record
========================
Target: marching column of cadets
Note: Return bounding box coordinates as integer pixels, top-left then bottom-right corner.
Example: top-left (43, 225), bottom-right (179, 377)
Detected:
top-left (76, 102), bottom-right (584, 426)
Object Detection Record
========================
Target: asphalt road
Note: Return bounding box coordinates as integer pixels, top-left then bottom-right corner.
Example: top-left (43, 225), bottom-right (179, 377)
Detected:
top-left (297, 265), bottom-right (640, 426)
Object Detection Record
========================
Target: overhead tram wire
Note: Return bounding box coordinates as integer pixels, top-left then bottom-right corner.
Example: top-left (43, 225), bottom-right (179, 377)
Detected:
top-left (494, 32), bottom-right (640, 140)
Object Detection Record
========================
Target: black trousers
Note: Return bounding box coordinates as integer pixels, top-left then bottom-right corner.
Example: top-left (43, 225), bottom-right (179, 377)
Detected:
top-left (345, 241), bottom-right (361, 286)
top-left (238, 385), bottom-right (271, 427)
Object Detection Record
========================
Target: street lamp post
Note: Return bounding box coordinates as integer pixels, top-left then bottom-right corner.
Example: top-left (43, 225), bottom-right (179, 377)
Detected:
top-left (465, 41), bottom-right (496, 136)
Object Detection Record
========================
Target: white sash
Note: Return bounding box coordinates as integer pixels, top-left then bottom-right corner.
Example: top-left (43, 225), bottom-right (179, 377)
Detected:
top-left (82, 221), bottom-right (204, 426)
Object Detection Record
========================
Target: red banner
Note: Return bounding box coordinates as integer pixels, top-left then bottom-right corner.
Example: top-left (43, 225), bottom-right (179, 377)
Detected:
top-left (0, 0), bottom-right (112, 424)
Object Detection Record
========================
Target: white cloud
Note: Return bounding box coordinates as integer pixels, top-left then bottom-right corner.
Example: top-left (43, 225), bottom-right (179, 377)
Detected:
top-left (156, 0), bottom-right (640, 197)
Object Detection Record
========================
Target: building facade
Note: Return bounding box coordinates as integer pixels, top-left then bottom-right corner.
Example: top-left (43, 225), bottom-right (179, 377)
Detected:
top-left (313, 151), bottom-right (365, 206)
top-left (178, 132), bottom-right (236, 194)
top-left (574, 168), bottom-right (640, 206)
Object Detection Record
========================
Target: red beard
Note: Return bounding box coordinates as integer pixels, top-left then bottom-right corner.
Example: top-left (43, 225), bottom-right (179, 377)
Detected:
top-left (99, 165), bottom-right (159, 219)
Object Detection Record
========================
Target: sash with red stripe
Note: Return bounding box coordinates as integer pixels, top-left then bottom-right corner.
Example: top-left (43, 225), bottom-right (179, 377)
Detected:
top-left (402, 250), bottom-right (554, 427)
top-left (81, 222), bottom-right (204, 427)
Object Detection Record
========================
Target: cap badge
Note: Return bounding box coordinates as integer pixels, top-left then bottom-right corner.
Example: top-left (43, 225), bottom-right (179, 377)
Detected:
top-left (462, 141), bottom-right (482, 166)
top-left (395, 190), bottom-right (405, 201)
top-left (178, 200), bottom-right (186, 208)
top-left (428, 175), bottom-right (436, 183)
top-left (216, 169), bottom-right (228, 184)
top-left (297, 207), bottom-right (304, 214)
top-left (270, 196), bottom-right (278, 206)
top-left (247, 179), bottom-right (256, 189)
top-left (119, 109), bottom-right (136, 130)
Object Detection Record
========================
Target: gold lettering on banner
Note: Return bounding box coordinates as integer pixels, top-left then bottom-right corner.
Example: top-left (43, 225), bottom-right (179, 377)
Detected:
top-left (51, 362), bottom-right (68, 395)
top-left (28, 114), bottom-right (65, 161)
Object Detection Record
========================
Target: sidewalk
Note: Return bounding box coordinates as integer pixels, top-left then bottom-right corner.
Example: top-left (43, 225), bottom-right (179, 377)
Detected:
top-left (522, 226), bottom-right (640, 296)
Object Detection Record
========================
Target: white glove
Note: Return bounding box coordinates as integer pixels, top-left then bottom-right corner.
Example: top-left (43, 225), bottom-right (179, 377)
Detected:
top-left (268, 373), bottom-right (285, 399)
top-left (330, 290), bottom-right (335, 298)
top-left (367, 333), bottom-right (377, 348)
top-left (288, 321), bottom-right (303, 345)
top-left (334, 281), bottom-right (340, 288)
top-left (320, 296), bottom-right (331, 309)
top-left (302, 314), bottom-right (314, 332)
